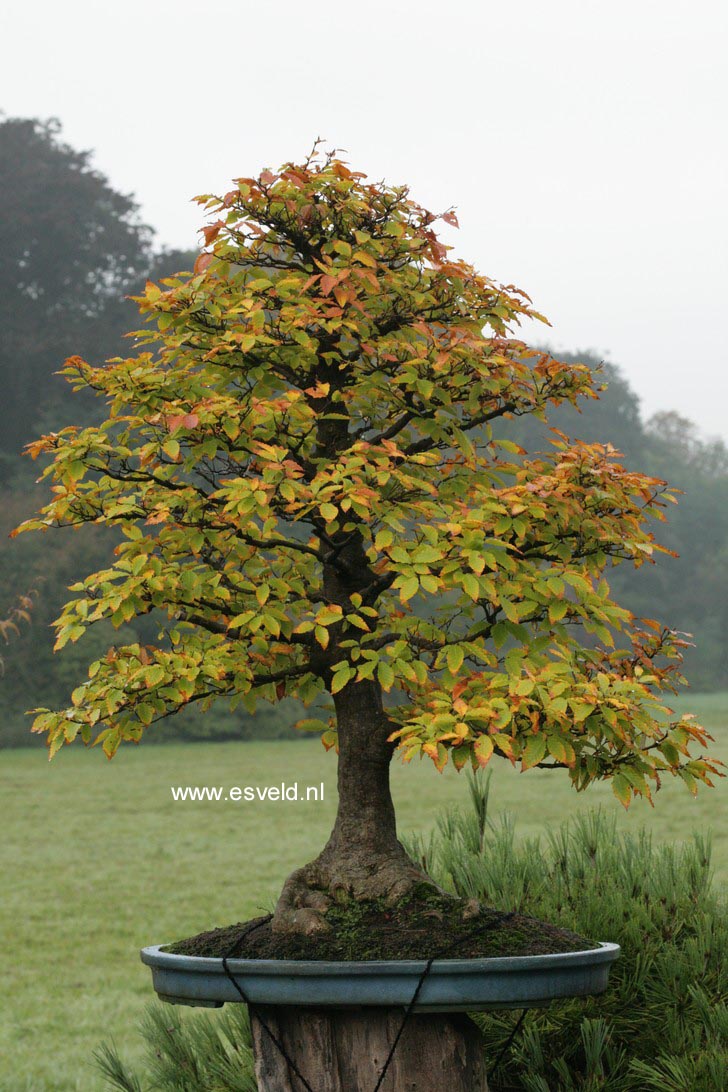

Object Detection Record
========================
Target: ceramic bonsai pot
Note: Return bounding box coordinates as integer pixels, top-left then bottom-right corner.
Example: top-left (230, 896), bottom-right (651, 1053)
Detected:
top-left (140, 941), bottom-right (620, 1013)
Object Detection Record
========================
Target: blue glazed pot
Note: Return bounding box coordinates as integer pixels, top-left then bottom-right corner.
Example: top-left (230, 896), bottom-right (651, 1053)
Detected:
top-left (140, 941), bottom-right (620, 1013)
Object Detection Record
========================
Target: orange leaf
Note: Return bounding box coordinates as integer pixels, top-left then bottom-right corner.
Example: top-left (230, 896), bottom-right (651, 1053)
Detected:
top-left (194, 252), bottom-right (215, 274)
top-left (202, 221), bottom-right (223, 246)
top-left (167, 413), bottom-right (199, 433)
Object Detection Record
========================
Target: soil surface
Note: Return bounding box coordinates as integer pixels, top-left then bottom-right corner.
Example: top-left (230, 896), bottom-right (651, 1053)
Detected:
top-left (163, 889), bottom-right (598, 961)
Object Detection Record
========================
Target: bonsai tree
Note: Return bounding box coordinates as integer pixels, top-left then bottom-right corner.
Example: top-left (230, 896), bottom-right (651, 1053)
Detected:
top-left (14, 146), bottom-right (719, 941)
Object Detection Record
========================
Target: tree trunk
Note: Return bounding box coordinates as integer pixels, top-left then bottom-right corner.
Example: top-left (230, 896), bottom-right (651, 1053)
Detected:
top-left (251, 1005), bottom-right (489, 1091)
top-left (272, 677), bottom-right (432, 935)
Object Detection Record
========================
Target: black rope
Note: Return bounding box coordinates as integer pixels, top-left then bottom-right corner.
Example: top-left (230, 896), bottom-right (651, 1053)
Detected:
top-left (222, 914), bottom-right (316, 1092)
top-left (488, 1008), bottom-right (528, 1080)
top-left (219, 907), bottom-right (529, 1091)
top-left (373, 909), bottom-right (517, 1090)
top-left (372, 955), bottom-right (436, 1092)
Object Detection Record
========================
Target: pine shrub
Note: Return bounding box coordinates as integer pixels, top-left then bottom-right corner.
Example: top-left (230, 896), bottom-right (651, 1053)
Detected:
top-left (405, 771), bottom-right (728, 1090)
top-left (94, 1003), bottom-right (256, 1092)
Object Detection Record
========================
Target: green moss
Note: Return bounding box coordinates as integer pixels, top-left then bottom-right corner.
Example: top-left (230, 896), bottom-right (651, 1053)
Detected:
top-left (164, 890), bottom-right (596, 961)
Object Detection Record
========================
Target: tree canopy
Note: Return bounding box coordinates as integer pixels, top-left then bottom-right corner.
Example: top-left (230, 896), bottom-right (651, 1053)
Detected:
top-left (14, 145), bottom-right (720, 809)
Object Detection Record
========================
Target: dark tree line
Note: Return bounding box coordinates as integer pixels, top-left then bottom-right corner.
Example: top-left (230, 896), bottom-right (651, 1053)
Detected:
top-left (0, 116), bottom-right (192, 472)
top-left (0, 116), bottom-right (724, 746)
top-left (505, 356), bottom-right (728, 691)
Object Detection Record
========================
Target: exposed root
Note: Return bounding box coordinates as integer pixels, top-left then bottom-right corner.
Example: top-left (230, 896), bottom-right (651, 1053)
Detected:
top-left (271, 846), bottom-right (447, 936)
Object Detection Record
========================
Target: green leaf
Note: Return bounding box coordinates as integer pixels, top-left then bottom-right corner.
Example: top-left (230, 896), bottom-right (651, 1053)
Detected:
top-left (504, 598), bottom-right (521, 624)
top-left (446, 645), bottom-right (464, 674)
top-left (356, 659), bottom-right (378, 681)
top-left (331, 665), bottom-right (354, 694)
top-left (377, 661), bottom-right (395, 691)
top-left (660, 740), bottom-right (680, 766)
top-left (399, 576), bottom-right (419, 603)
top-left (451, 745), bottom-right (470, 771)
top-left (548, 599), bottom-right (568, 623)
top-left (412, 545), bottom-right (442, 564)
top-left (295, 717), bottom-right (329, 733)
top-left (66, 460), bottom-right (86, 482)
top-left (547, 736), bottom-right (575, 766)
top-left (571, 702), bottom-right (595, 723)
top-left (145, 665), bottom-right (165, 688)
top-left (317, 606), bottom-right (343, 626)
top-left (521, 735), bottom-right (547, 771)
top-left (137, 703), bottom-right (155, 726)
top-left (346, 614), bottom-right (370, 631)
top-left (563, 571), bottom-right (591, 596)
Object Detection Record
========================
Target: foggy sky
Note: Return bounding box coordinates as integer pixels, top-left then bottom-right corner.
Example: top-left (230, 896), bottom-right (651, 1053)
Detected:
top-left (2, 0), bottom-right (726, 442)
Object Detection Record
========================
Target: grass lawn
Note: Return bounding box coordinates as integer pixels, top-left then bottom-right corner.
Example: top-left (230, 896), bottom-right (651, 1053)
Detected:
top-left (2, 691), bottom-right (726, 1091)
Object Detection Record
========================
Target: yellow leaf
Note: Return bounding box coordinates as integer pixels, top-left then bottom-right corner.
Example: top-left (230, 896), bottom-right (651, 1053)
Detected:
top-left (331, 668), bottom-right (352, 694)
top-left (492, 732), bottom-right (516, 759)
top-left (446, 645), bottom-right (464, 674)
top-left (399, 575), bottom-right (419, 603)
top-left (461, 573), bottom-right (480, 601)
top-left (549, 599), bottom-right (568, 623)
top-left (375, 529), bottom-right (394, 550)
top-left (377, 661), bottom-right (395, 691)
top-left (612, 774), bottom-right (632, 809)
top-left (353, 250), bottom-right (377, 268)
top-left (474, 735), bottom-right (494, 768)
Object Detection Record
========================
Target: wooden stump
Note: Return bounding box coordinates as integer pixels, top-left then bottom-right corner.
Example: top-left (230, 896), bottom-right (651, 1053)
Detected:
top-left (250, 1005), bottom-right (489, 1091)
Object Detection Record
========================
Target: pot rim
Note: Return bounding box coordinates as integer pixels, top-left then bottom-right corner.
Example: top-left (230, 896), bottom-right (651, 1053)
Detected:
top-left (141, 939), bottom-right (620, 977)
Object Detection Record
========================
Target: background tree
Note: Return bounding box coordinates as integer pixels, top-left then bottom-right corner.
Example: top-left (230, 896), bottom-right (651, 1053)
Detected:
top-left (502, 351), bottom-right (647, 461)
top-left (503, 355), bottom-right (728, 690)
top-left (0, 116), bottom-right (202, 740)
top-left (0, 115), bottom-right (158, 466)
top-left (14, 148), bottom-right (720, 936)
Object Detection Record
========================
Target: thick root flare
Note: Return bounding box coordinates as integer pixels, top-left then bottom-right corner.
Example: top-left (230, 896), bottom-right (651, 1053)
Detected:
top-left (271, 851), bottom-right (443, 936)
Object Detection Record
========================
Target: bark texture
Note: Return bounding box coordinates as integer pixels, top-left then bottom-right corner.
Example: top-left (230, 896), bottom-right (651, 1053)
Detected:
top-left (251, 1005), bottom-right (489, 1091)
top-left (272, 677), bottom-right (437, 936)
